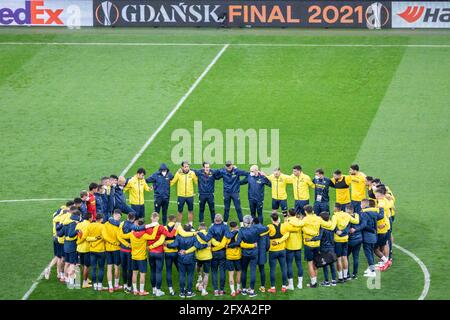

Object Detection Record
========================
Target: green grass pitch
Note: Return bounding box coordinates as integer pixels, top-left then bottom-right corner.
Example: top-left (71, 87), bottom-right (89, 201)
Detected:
top-left (0, 28), bottom-right (449, 300)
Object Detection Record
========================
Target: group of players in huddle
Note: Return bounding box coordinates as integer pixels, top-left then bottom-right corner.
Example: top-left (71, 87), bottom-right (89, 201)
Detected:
top-left (48, 161), bottom-right (396, 298)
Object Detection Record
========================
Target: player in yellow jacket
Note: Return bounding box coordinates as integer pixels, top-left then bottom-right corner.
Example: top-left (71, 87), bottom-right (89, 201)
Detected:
top-left (291, 165), bottom-right (314, 214)
top-left (375, 186), bottom-right (394, 271)
top-left (103, 209), bottom-right (122, 293)
top-left (47, 202), bottom-right (73, 282)
top-left (267, 213), bottom-right (290, 293)
top-left (330, 170), bottom-right (352, 210)
top-left (266, 168), bottom-right (293, 216)
top-left (282, 209), bottom-right (303, 290)
top-left (55, 207), bottom-right (73, 284)
top-left (120, 219), bottom-right (159, 296)
top-left (164, 215), bottom-right (181, 296)
top-left (124, 168), bottom-right (152, 219)
top-left (86, 213), bottom-right (106, 291)
top-left (332, 204), bottom-right (360, 283)
top-left (170, 161), bottom-right (198, 226)
top-left (349, 164), bottom-right (366, 214)
top-left (195, 222), bottom-right (212, 296)
top-left (76, 212), bottom-right (92, 288)
top-left (300, 205), bottom-right (336, 288)
top-left (224, 221), bottom-right (242, 297)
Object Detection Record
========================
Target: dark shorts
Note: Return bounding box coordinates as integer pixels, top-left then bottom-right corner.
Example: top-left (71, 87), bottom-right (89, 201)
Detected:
top-left (65, 251), bottom-right (78, 264)
top-left (78, 252), bottom-right (91, 266)
top-left (335, 242), bottom-right (349, 257)
top-left (294, 200), bottom-right (310, 214)
top-left (197, 259), bottom-right (211, 274)
top-left (272, 199), bottom-right (288, 211)
top-left (55, 243), bottom-right (64, 258)
top-left (226, 259), bottom-right (242, 271)
top-left (314, 201), bottom-right (329, 215)
top-left (132, 259), bottom-right (147, 273)
top-left (376, 233), bottom-right (389, 247)
top-left (106, 250), bottom-right (121, 265)
top-left (53, 239), bottom-right (59, 257)
top-left (304, 245), bottom-right (319, 262)
top-left (178, 196), bottom-right (194, 212)
top-left (335, 202), bottom-right (351, 211)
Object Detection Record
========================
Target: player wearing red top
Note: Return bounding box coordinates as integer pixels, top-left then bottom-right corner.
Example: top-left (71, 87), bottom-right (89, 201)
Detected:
top-left (143, 212), bottom-right (179, 297)
top-left (87, 183), bottom-right (98, 221)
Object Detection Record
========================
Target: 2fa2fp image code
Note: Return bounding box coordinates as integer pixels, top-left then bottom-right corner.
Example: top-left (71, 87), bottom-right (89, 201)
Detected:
top-left (392, 1), bottom-right (450, 28)
top-left (0, 0), bottom-right (93, 26)
top-left (92, 0), bottom-right (391, 28)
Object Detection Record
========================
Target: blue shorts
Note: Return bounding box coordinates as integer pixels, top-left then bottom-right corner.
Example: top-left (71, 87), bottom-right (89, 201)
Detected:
top-left (272, 199), bottom-right (288, 211)
top-left (226, 259), bottom-right (242, 271)
top-left (132, 259), bottom-right (147, 273)
top-left (313, 202), bottom-right (329, 215)
top-left (55, 243), bottom-right (64, 258)
top-left (106, 250), bottom-right (121, 265)
top-left (376, 233), bottom-right (389, 247)
top-left (294, 200), bottom-right (309, 214)
top-left (335, 242), bottom-right (348, 257)
top-left (197, 260), bottom-right (211, 274)
top-left (78, 252), bottom-right (91, 267)
top-left (178, 196), bottom-right (194, 212)
top-left (65, 251), bottom-right (78, 264)
top-left (335, 202), bottom-right (351, 211)
top-left (53, 239), bottom-right (59, 257)
top-left (304, 245), bottom-right (319, 262)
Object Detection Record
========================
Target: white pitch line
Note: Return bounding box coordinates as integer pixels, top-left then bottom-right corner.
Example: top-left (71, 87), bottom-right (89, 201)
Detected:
top-left (119, 43), bottom-right (229, 177)
top-left (393, 243), bottom-right (430, 300)
top-left (17, 44), bottom-right (229, 300)
top-left (3, 197), bottom-right (431, 300)
top-left (0, 42), bottom-right (449, 48)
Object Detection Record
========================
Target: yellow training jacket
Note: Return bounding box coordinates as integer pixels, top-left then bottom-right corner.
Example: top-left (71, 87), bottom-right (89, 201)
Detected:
top-left (268, 223), bottom-right (290, 251)
top-left (332, 211), bottom-right (360, 243)
top-left (377, 198), bottom-right (393, 234)
top-left (268, 174), bottom-right (293, 200)
top-left (170, 170), bottom-right (198, 197)
top-left (54, 211), bottom-right (71, 244)
top-left (291, 172), bottom-right (314, 201)
top-left (76, 220), bottom-right (91, 253)
top-left (225, 231), bottom-right (242, 260)
top-left (283, 216), bottom-right (303, 250)
top-left (164, 222), bottom-right (179, 253)
top-left (331, 175), bottom-right (352, 204)
top-left (120, 228), bottom-right (158, 260)
top-left (52, 205), bottom-right (67, 237)
top-left (350, 173), bottom-right (366, 201)
top-left (301, 214), bottom-right (336, 248)
top-left (102, 221), bottom-right (121, 252)
top-left (195, 229), bottom-right (212, 261)
top-left (124, 175), bottom-right (151, 205)
top-left (86, 222), bottom-right (106, 253)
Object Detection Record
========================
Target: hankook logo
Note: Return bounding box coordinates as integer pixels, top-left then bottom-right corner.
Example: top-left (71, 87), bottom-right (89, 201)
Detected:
top-left (95, 1), bottom-right (119, 26)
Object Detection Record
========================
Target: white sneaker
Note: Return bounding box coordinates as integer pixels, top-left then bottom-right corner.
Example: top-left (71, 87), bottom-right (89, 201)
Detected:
top-left (44, 268), bottom-right (50, 280)
top-left (287, 284), bottom-right (294, 290)
top-left (201, 289), bottom-right (208, 296)
top-left (156, 290), bottom-right (165, 297)
top-left (297, 282), bottom-right (303, 289)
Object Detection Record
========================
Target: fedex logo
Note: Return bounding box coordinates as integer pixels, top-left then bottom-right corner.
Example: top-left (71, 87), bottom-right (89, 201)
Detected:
top-left (0, 0), bottom-right (63, 25)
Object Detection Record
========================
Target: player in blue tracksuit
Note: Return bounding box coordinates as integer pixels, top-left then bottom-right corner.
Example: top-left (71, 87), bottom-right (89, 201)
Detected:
top-left (167, 225), bottom-right (208, 298)
top-left (317, 212), bottom-right (337, 286)
top-left (196, 214), bottom-right (229, 295)
top-left (109, 176), bottom-right (136, 215)
top-left (240, 165), bottom-right (271, 224)
top-left (215, 161), bottom-right (248, 223)
top-left (360, 199), bottom-right (385, 277)
top-left (60, 210), bottom-right (82, 288)
top-left (347, 210), bottom-right (365, 279)
top-left (95, 188), bottom-right (109, 222)
top-left (237, 215), bottom-right (269, 297)
top-left (146, 163), bottom-right (173, 225)
top-left (193, 162), bottom-right (220, 224)
top-left (312, 168), bottom-right (331, 215)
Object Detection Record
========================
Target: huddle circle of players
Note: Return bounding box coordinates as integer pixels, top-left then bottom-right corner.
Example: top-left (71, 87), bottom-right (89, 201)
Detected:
top-left (51, 161), bottom-right (396, 298)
